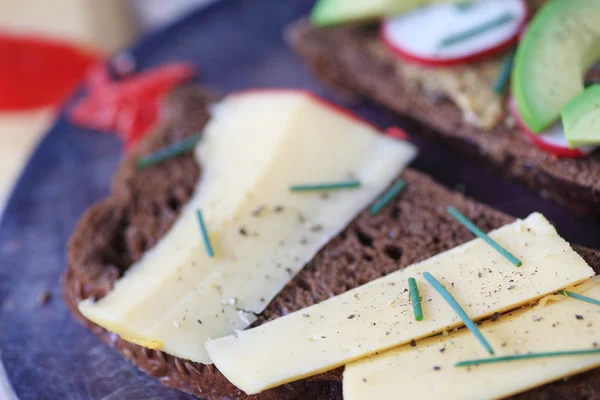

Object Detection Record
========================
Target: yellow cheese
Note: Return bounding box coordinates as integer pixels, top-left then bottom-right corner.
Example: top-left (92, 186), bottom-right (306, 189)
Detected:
top-left (78, 91), bottom-right (417, 363)
top-left (344, 282), bottom-right (600, 400)
top-left (205, 213), bottom-right (594, 394)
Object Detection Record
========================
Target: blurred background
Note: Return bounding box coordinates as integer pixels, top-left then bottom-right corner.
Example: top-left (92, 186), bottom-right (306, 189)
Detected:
top-left (0, 0), bottom-right (215, 221)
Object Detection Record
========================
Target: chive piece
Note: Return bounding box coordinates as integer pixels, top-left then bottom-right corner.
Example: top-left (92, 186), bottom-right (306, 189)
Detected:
top-left (439, 12), bottom-right (515, 48)
top-left (136, 135), bottom-right (202, 169)
top-left (447, 207), bottom-right (522, 267)
top-left (196, 209), bottom-right (214, 258)
top-left (423, 272), bottom-right (494, 355)
top-left (290, 180), bottom-right (361, 192)
top-left (558, 290), bottom-right (600, 307)
top-left (456, 348), bottom-right (600, 367)
top-left (370, 180), bottom-right (406, 215)
top-left (493, 48), bottom-right (516, 94)
top-left (408, 277), bottom-right (423, 321)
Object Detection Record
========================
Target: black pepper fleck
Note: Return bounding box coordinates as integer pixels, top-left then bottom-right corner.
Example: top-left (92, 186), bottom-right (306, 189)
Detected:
top-left (311, 225), bottom-right (323, 232)
top-left (575, 314), bottom-right (584, 320)
top-left (197, 319), bottom-right (202, 324)
top-left (433, 366), bottom-right (441, 371)
top-left (410, 339), bottom-right (416, 347)
top-left (252, 206), bottom-right (265, 217)
top-left (348, 314), bottom-right (356, 319)
top-left (38, 290), bottom-right (52, 306)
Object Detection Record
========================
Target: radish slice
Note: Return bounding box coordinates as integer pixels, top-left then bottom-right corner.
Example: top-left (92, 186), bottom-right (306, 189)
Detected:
top-left (385, 126), bottom-right (410, 141)
top-left (381, 0), bottom-right (528, 67)
top-left (508, 98), bottom-right (595, 158)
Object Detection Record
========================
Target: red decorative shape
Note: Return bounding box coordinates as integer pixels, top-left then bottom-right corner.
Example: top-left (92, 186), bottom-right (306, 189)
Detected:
top-left (68, 61), bottom-right (195, 150)
top-left (0, 34), bottom-right (98, 110)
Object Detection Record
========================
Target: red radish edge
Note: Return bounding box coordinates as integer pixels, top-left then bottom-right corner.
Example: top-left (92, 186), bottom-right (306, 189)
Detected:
top-left (508, 97), bottom-right (586, 158)
top-left (231, 89), bottom-right (380, 130)
top-left (385, 126), bottom-right (410, 141)
top-left (379, 0), bottom-right (529, 67)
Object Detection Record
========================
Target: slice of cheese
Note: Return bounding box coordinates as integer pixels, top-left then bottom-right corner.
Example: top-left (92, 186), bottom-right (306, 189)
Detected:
top-left (205, 213), bottom-right (595, 394)
top-left (79, 90), bottom-right (417, 363)
top-left (344, 282), bottom-right (600, 400)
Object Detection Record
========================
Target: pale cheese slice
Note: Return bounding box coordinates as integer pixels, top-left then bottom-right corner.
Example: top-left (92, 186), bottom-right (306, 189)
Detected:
top-left (344, 282), bottom-right (600, 400)
top-left (205, 213), bottom-right (595, 394)
top-left (79, 91), bottom-right (417, 363)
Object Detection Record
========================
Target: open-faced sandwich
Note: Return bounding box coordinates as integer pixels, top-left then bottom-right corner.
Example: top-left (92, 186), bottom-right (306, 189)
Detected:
top-left (287, 0), bottom-right (600, 218)
top-left (63, 86), bottom-right (600, 399)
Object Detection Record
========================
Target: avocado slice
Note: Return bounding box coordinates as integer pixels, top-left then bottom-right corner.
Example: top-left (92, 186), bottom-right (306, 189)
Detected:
top-left (310, 0), bottom-right (455, 27)
top-left (562, 84), bottom-right (600, 148)
top-left (512, 0), bottom-right (600, 133)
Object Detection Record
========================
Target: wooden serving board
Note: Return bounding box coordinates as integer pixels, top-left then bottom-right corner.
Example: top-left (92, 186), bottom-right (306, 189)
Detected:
top-left (1, 0), bottom-right (599, 399)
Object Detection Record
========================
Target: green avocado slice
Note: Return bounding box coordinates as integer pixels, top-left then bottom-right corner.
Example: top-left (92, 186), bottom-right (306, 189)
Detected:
top-left (512, 0), bottom-right (600, 134)
top-left (310, 0), bottom-right (455, 27)
top-left (562, 85), bottom-right (600, 148)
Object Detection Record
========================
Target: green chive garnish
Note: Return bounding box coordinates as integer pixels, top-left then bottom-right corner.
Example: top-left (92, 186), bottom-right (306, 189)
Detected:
top-left (290, 180), bottom-right (361, 192)
top-left (408, 277), bottom-right (423, 321)
top-left (493, 48), bottom-right (515, 94)
top-left (370, 180), bottom-right (406, 215)
top-left (423, 272), bottom-right (494, 355)
top-left (136, 135), bottom-right (202, 169)
top-left (558, 290), bottom-right (600, 307)
top-left (196, 209), bottom-right (214, 258)
top-left (439, 12), bottom-right (515, 48)
top-left (456, 348), bottom-right (600, 367)
top-left (447, 206), bottom-right (522, 267)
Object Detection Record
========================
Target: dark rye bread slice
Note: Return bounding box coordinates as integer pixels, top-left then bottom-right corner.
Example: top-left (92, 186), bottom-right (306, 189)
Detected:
top-left (62, 86), bottom-right (600, 400)
top-left (285, 17), bottom-right (600, 219)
